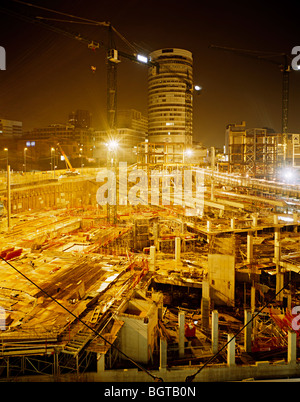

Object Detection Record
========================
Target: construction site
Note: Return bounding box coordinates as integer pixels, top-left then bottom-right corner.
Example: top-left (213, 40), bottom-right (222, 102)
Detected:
top-left (1, 1), bottom-right (300, 385)
top-left (0, 162), bottom-right (300, 383)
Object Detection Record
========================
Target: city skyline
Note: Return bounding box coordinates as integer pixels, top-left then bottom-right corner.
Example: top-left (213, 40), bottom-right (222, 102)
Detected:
top-left (0, 0), bottom-right (299, 147)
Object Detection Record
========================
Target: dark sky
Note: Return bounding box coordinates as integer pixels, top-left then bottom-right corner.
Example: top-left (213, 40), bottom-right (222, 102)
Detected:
top-left (0, 0), bottom-right (300, 147)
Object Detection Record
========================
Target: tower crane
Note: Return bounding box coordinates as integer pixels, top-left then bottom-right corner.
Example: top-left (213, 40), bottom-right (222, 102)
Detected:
top-left (1, 1), bottom-right (159, 224)
top-left (2, 1), bottom-right (159, 134)
top-left (210, 45), bottom-right (292, 164)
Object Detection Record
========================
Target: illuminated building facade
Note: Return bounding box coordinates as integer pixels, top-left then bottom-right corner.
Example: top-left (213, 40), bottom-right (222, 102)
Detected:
top-left (148, 48), bottom-right (193, 145)
top-left (0, 118), bottom-right (22, 138)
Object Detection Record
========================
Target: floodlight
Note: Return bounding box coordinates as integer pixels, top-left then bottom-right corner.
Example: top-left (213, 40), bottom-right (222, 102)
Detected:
top-left (137, 54), bottom-right (148, 64)
top-left (185, 149), bottom-right (193, 157)
top-left (107, 140), bottom-right (119, 151)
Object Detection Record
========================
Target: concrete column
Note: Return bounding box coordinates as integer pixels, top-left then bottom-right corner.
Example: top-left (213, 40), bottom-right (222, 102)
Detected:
top-left (276, 272), bottom-right (284, 302)
top-left (149, 245), bottom-right (156, 271)
top-left (247, 231), bottom-right (253, 264)
top-left (244, 310), bottom-right (252, 353)
top-left (175, 237), bottom-right (181, 262)
top-left (153, 223), bottom-right (159, 250)
top-left (207, 220), bottom-right (211, 231)
top-left (252, 213), bottom-right (258, 228)
top-left (201, 281), bottom-right (210, 332)
top-left (211, 310), bottom-right (219, 354)
top-left (178, 311), bottom-right (185, 358)
top-left (293, 211), bottom-right (298, 233)
top-left (159, 337), bottom-right (167, 370)
top-left (53, 352), bottom-right (60, 378)
top-left (97, 353), bottom-right (105, 373)
top-left (293, 211), bottom-right (298, 224)
top-left (251, 286), bottom-right (256, 313)
top-left (274, 228), bottom-right (281, 262)
top-left (210, 181), bottom-right (215, 201)
top-left (274, 220), bottom-right (284, 301)
top-left (288, 331), bottom-right (297, 364)
top-left (230, 218), bottom-right (235, 230)
top-left (227, 333), bottom-right (236, 367)
top-left (7, 165), bottom-right (11, 229)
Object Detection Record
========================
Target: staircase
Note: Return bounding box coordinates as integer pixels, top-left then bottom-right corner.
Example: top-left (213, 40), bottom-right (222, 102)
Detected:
top-left (62, 305), bottom-right (103, 356)
top-left (62, 328), bottom-right (94, 356)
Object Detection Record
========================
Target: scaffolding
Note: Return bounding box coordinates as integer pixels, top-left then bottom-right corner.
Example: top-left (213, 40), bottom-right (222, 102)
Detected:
top-left (227, 127), bottom-right (278, 178)
top-left (137, 142), bottom-right (185, 168)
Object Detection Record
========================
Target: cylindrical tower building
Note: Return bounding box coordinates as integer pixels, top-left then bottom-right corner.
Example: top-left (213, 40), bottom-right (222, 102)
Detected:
top-left (148, 48), bottom-right (193, 145)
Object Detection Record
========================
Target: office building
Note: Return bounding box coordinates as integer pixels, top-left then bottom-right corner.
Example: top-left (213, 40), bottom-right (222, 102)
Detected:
top-left (148, 48), bottom-right (193, 145)
top-left (0, 118), bottom-right (22, 138)
top-left (69, 109), bottom-right (91, 129)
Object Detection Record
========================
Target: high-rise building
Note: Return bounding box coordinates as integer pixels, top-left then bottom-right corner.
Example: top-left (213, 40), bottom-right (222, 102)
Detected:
top-left (117, 109), bottom-right (148, 134)
top-left (148, 48), bottom-right (193, 145)
top-left (69, 110), bottom-right (91, 129)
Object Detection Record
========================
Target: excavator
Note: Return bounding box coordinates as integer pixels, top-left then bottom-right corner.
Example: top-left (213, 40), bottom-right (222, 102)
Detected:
top-left (57, 143), bottom-right (79, 176)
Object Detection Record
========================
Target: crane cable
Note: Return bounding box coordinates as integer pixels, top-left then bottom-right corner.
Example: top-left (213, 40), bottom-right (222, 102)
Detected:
top-left (0, 255), bottom-right (163, 382)
top-left (10, 0), bottom-right (139, 53)
top-left (10, 0), bottom-right (110, 26)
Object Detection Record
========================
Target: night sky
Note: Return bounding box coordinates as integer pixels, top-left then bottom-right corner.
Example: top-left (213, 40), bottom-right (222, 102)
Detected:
top-left (0, 0), bottom-right (299, 148)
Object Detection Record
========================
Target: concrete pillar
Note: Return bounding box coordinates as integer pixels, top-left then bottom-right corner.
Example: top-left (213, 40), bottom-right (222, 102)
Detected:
top-left (230, 218), bottom-right (235, 230)
top-left (201, 281), bottom-right (210, 332)
top-left (53, 352), bottom-right (59, 378)
top-left (252, 213), bottom-right (258, 228)
top-left (274, 220), bottom-right (284, 301)
top-left (97, 353), bottom-right (105, 373)
top-left (293, 211), bottom-right (298, 224)
top-left (293, 211), bottom-right (298, 233)
top-left (288, 331), bottom-right (297, 364)
top-left (149, 245), bottom-right (156, 271)
top-left (7, 165), bottom-right (11, 229)
top-left (159, 337), bottom-right (167, 370)
top-left (207, 220), bottom-right (211, 231)
top-left (276, 272), bottom-right (284, 302)
top-left (211, 310), bottom-right (219, 354)
top-left (244, 310), bottom-right (252, 353)
top-left (211, 181), bottom-right (215, 201)
top-left (274, 228), bottom-right (281, 262)
top-left (178, 311), bottom-right (185, 358)
top-left (247, 231), bottom-right (253, 264)
top-left (175, 236), bottom-right (181, 262)
top-left (251, 286), bottom-right (256, 313)
top-left (153, 223), bottom-right (159, 250)
top-left (227, 333), bottom-right (235, 367)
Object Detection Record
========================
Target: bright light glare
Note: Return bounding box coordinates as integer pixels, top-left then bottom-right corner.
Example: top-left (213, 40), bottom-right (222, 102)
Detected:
top-left (137, 54), bottom-right (148, 63)
top-left (194, 85), bottom-right (202, 91)
top-left (279, 215), bottom-right (294, 223)
top-left (280, 167), bottom-right (296, 182)
top-left (185, 149), bottom-right (193, 157)
top-left (106, 140), bottom-right (119, 151)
